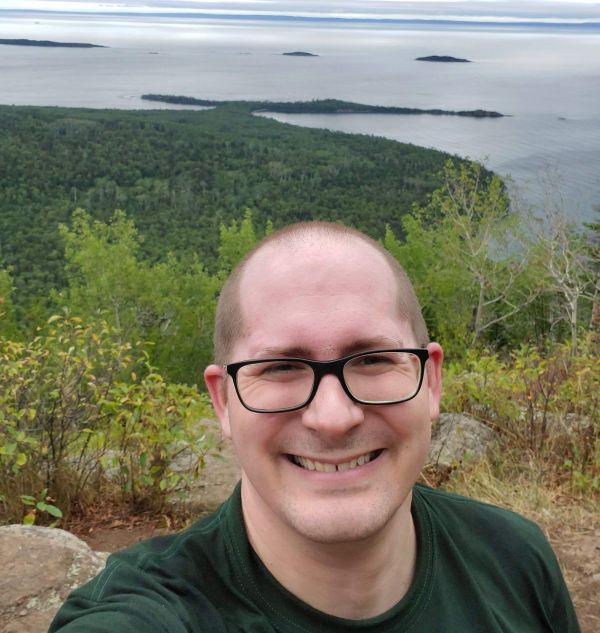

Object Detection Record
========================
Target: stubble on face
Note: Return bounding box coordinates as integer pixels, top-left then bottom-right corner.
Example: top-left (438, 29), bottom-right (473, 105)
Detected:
top-left (238, 414), bottom-right (429, 545)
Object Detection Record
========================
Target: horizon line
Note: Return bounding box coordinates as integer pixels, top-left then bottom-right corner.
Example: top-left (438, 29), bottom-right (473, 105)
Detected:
top-left (3, 9), bottom-right (600, 30)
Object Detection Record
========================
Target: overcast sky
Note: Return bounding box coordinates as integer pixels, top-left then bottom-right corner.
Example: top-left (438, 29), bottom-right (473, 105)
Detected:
top-left (2, 1), bottom-right (600, 22)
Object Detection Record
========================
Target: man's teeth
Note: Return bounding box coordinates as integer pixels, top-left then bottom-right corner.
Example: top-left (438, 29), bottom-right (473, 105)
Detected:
top-left (292, 451), bottom-right (378, 472)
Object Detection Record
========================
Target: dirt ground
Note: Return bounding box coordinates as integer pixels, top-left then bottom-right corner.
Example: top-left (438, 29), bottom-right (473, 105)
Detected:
top-left (71, 443), bottom-right (599, 633)
top-left (548, 525), bottom-right (599, 633)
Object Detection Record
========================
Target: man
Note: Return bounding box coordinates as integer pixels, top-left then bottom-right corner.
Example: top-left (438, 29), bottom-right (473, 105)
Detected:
top-left (50, 222), bottom-right (580, 631)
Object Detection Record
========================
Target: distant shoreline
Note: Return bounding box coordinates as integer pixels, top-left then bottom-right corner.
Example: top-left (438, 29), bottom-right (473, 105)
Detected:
top-left (2, 11), bottom-right (599, 31)
top-left (141, 95), bottom-right (505, 118)
top-left (0, 38), bottom-right (105, 48)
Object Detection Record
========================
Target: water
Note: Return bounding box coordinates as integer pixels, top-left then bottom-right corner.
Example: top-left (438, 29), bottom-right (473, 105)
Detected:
top-left (0, 12), bottom-right (598, 223)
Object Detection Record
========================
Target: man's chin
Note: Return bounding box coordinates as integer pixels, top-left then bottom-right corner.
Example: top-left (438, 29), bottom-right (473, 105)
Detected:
top-left (279, 493), bottom-right (406, 545)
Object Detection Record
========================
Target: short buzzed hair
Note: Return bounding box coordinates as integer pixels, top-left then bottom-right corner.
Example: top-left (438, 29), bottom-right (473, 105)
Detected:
top-left (213, 221), bottom-right (429, 364)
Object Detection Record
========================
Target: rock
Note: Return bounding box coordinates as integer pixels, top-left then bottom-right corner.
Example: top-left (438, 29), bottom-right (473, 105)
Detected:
top-left (428, 412), bottom-right (495, 467)
top-left (550, 413), bottom-right (592, 434)
top-left (0, 525), bottom-right (108, 633)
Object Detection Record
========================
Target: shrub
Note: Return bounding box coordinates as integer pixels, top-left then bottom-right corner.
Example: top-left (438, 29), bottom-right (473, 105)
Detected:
top-left (443, 336), bottom-right (599, 495)
top-left (0, 316), bottom-right (218, 524)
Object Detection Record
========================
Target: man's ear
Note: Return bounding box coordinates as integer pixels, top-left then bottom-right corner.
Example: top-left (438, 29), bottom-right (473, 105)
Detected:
top-left (425, 342), bottom-right (443, 421)
top-left (204, 364), bottom-right (231, 438)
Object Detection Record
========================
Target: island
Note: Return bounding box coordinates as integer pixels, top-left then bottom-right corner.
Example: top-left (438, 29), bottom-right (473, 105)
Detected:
top-left (0, 38), bottom-right (105, 48)
top-left (416, 55), bottom-right (471, 63)
top-left (141, 95), bottom-right (504, 118)
top-left (283, 51), bottom-right (318, 57)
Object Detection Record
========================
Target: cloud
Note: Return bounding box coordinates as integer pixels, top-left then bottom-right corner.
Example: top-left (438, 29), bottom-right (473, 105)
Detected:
top-left (3, 0), bottom-right (600, 22)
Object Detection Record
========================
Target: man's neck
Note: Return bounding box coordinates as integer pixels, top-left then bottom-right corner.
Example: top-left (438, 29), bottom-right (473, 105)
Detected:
top-left (241, 485), bottom-right (417, 620)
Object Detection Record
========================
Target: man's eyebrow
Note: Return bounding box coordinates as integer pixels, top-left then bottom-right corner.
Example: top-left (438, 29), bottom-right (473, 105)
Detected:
top-left (255, 337), bottom-right (406, 359)
top-left (255, 346), bottom-right (311, 358)
top-left (340, 337), bottom-right (406, 356)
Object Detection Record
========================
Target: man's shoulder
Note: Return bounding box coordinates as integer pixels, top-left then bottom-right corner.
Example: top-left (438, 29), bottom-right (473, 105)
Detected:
top-left (414, 483), bottom-right (538, 522)
top-left (413, 483), bottom-right (547, 546)
top-left (410, 485), bottom-right (580, 632)
top-left (110, 500), bottom-right (228, 573)
top-left (412, 482), bottom-right (561, 582)
top-left (49, 497), bottom-right (236, 632)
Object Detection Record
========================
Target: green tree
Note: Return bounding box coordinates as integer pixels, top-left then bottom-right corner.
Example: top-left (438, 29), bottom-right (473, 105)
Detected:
top-left (385, 161), bottom-right (537, 355)
top-left (0, 269), bottom-right (19, 339)
top-left (59, 209), bottom-right (141, 333)
top-left (141, 254), bottom-right (219, 381)
top-left (217, 209), bottom-right (259, 274)
top-left (0, 104), bottom-right (448, 308)
top-left (56, 210), bottom-right (218, 383)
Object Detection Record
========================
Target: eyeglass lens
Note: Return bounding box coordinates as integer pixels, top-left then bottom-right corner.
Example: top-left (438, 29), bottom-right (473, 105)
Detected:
top-left (234, 351), bottom-right (422, 411)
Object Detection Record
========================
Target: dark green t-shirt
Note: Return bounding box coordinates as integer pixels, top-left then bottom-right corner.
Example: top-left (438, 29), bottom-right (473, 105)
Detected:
top-left (49, 484), bottom-right (580, 632)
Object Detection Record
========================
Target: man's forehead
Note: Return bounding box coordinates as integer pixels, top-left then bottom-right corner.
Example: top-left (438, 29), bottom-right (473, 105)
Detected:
top-left (248, 333), bottom-right (414, 359)
top-left (242, 234), bottom-right (391, 285)
top-left (231, 239), bottom-right (416, 360)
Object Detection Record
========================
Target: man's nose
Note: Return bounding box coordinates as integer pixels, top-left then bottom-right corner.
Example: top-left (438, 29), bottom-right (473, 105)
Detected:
top-left (301, 374), bottom-right (364, 435)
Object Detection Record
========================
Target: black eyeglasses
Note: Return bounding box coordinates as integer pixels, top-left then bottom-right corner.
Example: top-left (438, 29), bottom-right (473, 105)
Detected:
top-left (225, 348), bottom-right (429, 413)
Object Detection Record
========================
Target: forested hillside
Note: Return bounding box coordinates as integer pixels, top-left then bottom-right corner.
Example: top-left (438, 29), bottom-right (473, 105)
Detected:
top-left (0, 105), bottom-right (597, 529)
top-left (0, 105), bottom-right (451, 308)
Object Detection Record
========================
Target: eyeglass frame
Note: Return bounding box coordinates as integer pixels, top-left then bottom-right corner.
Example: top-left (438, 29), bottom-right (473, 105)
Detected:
top-left (224, 348), bottom-right (430, 413)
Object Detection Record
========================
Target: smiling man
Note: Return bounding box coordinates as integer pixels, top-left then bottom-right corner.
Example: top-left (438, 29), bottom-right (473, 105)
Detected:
top-left (50, 222), bottom-right (580, 632)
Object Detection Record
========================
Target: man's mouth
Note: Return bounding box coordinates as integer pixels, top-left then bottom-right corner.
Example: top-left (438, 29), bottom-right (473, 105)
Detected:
top-left (288, 450), bottom-right (383, 473)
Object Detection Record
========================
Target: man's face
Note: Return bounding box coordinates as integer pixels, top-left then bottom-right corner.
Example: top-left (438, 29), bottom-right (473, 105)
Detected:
top-left (205, 238), bottom-right (442, 545)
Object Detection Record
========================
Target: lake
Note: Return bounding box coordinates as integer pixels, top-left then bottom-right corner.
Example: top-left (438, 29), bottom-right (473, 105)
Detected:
top-left (0, 11), bottom-right (598, 223)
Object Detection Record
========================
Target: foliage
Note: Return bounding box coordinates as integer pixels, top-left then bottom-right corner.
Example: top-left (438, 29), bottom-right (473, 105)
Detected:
top-left (103, 374), bottom-right (218, 510)
top-left (529, 210), bottom-right (599, 354)
top-left (21, 488), bottom-right (63, 526)
top-left (217, 209), bottom-right (259, 274)
top-left (0, 316), bottom-right (218, 524)
top-left (59, 209), bottom-right (142, 331)
top-left (443, 337), bottom-right (599, 494)
top-left (384, 216), bottom-right (471, 354)
top-left (141, 94), bottom-right (504, 118)
top-left (216, 209), bottom-right (276, 276)
top-left (386, 160), bottom-right (539, 355)
top-left (0, 104), bottom-right (450, 309)
top-left (1, 103), bottom-right (598, 523)
top-left (0, 269), bottom-right (19, 339)
top-left (56, 209), bottom-right (219, 383)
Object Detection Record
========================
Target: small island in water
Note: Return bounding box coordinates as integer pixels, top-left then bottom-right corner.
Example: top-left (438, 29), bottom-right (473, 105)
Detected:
top-left (283, 51), bottom-right (319, 57)
top-left (416, 55), bottom-right (471, 63)
top-left (0, 38), bottom-right (105, 48)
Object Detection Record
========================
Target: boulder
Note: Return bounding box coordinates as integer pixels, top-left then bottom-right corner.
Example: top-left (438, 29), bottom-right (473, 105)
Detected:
top-left (429, 412), bottom-right (495, 468)
top-left (0, 525), bottom-right (108, 633)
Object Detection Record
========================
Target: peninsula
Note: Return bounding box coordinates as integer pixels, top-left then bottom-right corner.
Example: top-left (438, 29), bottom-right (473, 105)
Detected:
top-left (0, 38), bottom-right (105, 48)
top-left (416, 55), bottom-right (471, 63)
top-left (141, 95), bottom-right (503, 118)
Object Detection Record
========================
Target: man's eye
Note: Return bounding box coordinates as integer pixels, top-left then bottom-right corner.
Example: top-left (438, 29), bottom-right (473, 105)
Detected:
top-left (359, 355), bottom-right (392, 365)
top-left (260, 362), bottom-right (304, 375)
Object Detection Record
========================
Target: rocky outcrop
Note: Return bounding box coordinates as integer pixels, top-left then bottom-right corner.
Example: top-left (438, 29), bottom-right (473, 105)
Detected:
top-left (429, 412), bottom-right (495, 468)
top-left (0, 525), bottom-right (108, 633)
